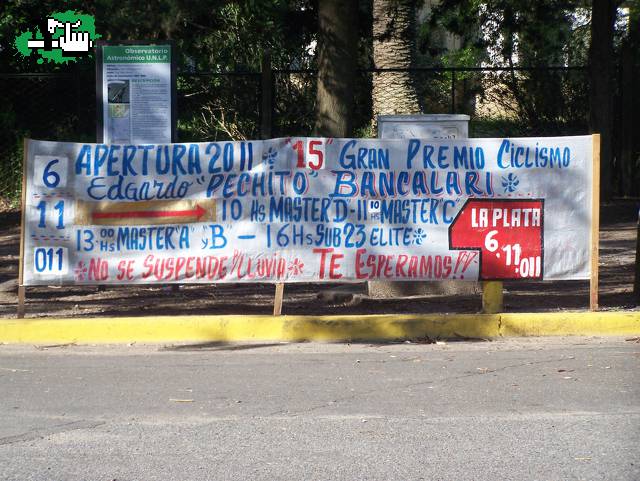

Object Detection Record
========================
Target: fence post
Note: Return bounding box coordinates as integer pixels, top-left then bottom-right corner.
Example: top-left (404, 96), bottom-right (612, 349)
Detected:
top-left (75, 72), bottom-right (82, 130)
top-left (450, 69), bottom-right (456, 113)
top-left (261, 51), bottom-right (273, 139)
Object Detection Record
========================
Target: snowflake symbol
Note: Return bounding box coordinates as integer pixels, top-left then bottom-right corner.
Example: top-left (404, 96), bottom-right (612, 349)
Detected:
top-left (262, 147), bottom-right (278, 166)
top-left (288, 258), bottom-right (304, 276)
top-left (502, 173), bottom-right (520, 193)
top-left (74, 261), bottom-right (88, 281)
top-left (413, 228), bottom-right (426, 245)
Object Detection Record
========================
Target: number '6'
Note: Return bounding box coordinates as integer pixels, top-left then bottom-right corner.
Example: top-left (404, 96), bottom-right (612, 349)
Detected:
top-left (43, 159), bottom-right (61, 188)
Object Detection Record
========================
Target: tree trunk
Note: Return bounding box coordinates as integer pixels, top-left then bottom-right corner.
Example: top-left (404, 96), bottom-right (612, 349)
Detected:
top-left (621, 2), bottom-right (640, 197)
top-left (314, 0), bottom-right (366, 305)
top-left (620, 41), bottom-right (634, 196)
top-left (589, 0), bottom-right (617, 200)
top-left (630, 4), bottom-right (640, 304)
top-left (369, 0), bottom-right (478, 300)
top-left (314, 0), bottom-right (358, 137)
top-left (372, 0), bottom-right (421, 119)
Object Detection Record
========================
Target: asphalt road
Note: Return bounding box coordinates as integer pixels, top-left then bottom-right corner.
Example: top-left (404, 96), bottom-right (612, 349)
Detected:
top-left (0, 337), bottom-right (638, 481)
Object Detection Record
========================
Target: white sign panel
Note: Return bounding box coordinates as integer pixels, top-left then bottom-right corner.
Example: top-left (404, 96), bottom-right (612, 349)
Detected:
top-left (21, 136), bottom-right (594, 285)
top-left (100, 44), bottom-right (172, 144)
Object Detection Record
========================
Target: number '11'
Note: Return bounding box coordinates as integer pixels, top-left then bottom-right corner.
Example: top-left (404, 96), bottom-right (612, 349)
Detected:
top-left (36, 200), bottom-right (65, 229)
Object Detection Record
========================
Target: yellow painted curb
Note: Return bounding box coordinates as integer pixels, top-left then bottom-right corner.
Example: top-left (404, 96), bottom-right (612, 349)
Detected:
top-left (0, 312), bottom-right (638, 344)
top-left (0, 314), bottom-right (499, 344)
top-left (499, 312), bottom-right (640, 337)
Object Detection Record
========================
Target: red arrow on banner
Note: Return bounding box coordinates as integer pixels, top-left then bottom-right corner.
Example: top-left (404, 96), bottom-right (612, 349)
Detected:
top-left (92, 204), bottom-right (206, 221)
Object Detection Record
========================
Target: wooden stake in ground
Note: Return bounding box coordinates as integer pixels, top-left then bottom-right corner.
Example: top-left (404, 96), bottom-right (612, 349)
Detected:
top-left (634, 206), bottom-right (640, 304)
top-left (273, 283), bottom-right (284, 317)
top-left (590, 134), bottom-right (601, 310)
top-left (17, 138), bottom-right (29, 318)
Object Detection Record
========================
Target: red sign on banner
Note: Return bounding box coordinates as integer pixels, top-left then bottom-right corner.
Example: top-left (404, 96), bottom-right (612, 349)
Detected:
top-left (449, 199), bottom-right (544, 280)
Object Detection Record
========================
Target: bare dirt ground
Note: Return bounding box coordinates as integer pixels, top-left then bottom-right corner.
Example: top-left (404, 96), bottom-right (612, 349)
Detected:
top-left (0, 201), bottom-right (638, 318)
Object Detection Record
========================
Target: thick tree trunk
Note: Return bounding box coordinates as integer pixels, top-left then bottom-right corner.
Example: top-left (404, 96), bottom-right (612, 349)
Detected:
top-left (589, 0), bottom-right (616, 200)
top-left (369, 0), bottom-right (478, 301)
top-left (313, 0), bottom-right (365, 305)
top-left (372, 0), bottom-right (421, 118)
top-left (314, 0), bottom-right (358, 137)
top-left (631, 5), bottom-right (640, 304)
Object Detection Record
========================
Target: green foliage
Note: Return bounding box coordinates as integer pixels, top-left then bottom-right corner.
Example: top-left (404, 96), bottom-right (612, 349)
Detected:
top-left (177, 73), bottom-right (261, 141)
top-left (92, 0), bottom-right (316, 72)
top-left (426, 0), bottom-right (591, 133)
top-left (1, 1), bottom-right (316, 73)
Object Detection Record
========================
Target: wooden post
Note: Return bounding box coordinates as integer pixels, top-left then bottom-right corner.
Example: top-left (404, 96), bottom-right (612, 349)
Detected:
top-left (633, 206), bottom-right (639, 304)
top-left (260, 51), bottom-right (284, 316)
top-left (590, 134), bottom-right (601, 310)
top-left (273, 282), bottom-right (284, 316)
top-left (17, 287), bottom-right (25, 319)
top-left (482, 281), bottom-right (503, 314)
top-left (17, 138), bottom-right (29, 318)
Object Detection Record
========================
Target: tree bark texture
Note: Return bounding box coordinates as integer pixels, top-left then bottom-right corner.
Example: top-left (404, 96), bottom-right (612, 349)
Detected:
top-left (314, 0), bottom-right (358, 137)
top-left (369, 0), bottom-right (478, 300)
top-left (372, 0), bottom-right (421, 118)
top-left (619, 3), bottom-right (639, 197)
top-left (589, 0), bottom-right (616, 200)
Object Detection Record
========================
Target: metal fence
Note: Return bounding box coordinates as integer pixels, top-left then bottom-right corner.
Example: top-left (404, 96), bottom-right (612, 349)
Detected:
top-left (1, 64), bottom-right (637, 208)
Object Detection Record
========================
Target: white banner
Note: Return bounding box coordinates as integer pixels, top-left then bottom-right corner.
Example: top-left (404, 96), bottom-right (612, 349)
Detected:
top-left (21, 136), bottom-right (593, 285)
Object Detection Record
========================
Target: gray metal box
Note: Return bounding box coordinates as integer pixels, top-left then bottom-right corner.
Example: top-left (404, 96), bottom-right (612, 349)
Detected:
top-left (377, 114), bottom-right (470, 140)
